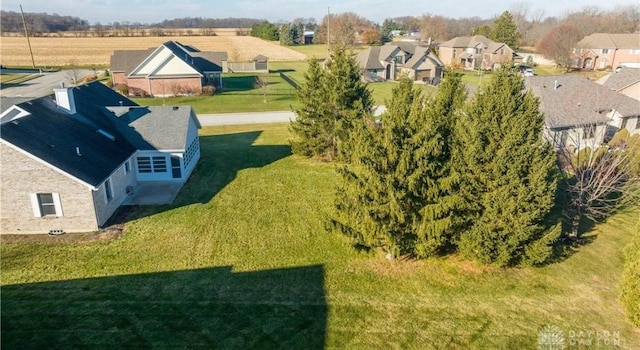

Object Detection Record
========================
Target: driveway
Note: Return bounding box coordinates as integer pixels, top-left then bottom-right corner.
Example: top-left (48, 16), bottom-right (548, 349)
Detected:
top-left (1, 69), bottom-right (95, 98)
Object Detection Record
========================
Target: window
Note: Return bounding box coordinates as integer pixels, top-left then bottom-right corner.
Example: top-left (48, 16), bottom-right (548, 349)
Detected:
top-left (500, 48), bottom-right (505, 55)
top-left (601, 48), bottom-right (609, 54)
top-left (635, 117), bottom-right (640, 130)
top-left (394, 54), bottom-right (404, 64)
top-left (136, 156), bottom-right (168, 174)
top-left (104, 179), bottom-right (113, 203)
top-left (137, 157), bottom-right (152, 173)
top-left (630, 49), bottom-right (640, 55)
top-left (583, 124), bottom-right (596, 139)
top-left (30, 193), bottom-right (63, 217)
top-left (452, 50), bottom-right (456, 58)
top-left (153, 156), bottom-right (167, 172)
top-left (124, 160), bottom-right (131, 175)
top-left (184, 138), bottom-right (200, 167)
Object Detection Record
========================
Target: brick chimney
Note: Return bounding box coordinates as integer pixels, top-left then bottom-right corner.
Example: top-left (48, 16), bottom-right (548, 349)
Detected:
top-left (53, 83), bottom-right (76, 114)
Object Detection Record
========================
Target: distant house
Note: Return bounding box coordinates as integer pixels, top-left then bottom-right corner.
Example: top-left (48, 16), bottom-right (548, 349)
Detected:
top-left (355, 42), bottom-right (444, 83)
top-left (438, 35), bottom-right (520, 70)
top-left (303, 31), bottom-right (315, 44)
top-left (110, 41), bottom-right (228, 97)
top-left (0, 82), bottom-right (201, 234)
top-left (597, 67), bottom-right (640, 101)
top-left (571, 33), bottom-right (640, 71)
top-left (525, 75), bottom-right (640, 151)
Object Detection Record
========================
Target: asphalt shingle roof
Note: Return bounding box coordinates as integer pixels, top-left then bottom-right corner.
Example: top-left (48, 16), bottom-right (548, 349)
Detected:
top-left (1, 97), bottom-right (135, 187)
top-left (577, 33), bottom-right (640, 49)
top-left (602, 67), bottom-right (640, 92)
top-left (525, 75), bottom-right (640, 129)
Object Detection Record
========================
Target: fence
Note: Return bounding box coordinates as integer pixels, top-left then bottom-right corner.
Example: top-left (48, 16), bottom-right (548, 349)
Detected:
top-left (279, 72), bottom-right (299, 90)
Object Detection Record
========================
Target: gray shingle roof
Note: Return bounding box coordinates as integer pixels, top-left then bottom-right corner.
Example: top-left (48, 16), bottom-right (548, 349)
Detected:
top-left (439, 35), bottom-right (493, 48)
top-left (602, 67), bottom-right (640, 92)
top-left (525, 75), bottom-right (640, 129)
top-left (1, 96), bottom-right (135, 187)
top-left (356, 46), bottom-right (384, 70)
top-left (104, 105), bottom-right (198, 150)
top-left (110, 41), bottom-right (227, 75)
top-left (1, 81), bottom-right (201, 187)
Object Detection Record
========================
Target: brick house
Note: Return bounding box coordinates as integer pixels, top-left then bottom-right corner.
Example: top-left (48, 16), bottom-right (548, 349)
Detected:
top-left (525, 75), bottom-right (640, 151)
top-left (110, 41), bottom-right (228, 97)
top-left (438, 35), bottom-right (519, 70)
top-left (0, 82), bottom-right (201, 234)
top-left (355, 42), bottom-right (444, 83)
top-left (571, 33), bottom-right (640, 71)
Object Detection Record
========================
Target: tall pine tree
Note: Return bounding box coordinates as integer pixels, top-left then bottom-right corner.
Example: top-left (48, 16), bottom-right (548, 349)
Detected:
top-left (289, 48), bottom-right (373, 161)
top-left (412, 71), bottom-right (466, 257)
top-left (453, 65), bottom-right (560, 266)
top-left (289, 58), bottom-right (332, 157)
top-left (330, 78), bottom-right (424, 257)
top-left (490, 11), bottom-right (520, 50)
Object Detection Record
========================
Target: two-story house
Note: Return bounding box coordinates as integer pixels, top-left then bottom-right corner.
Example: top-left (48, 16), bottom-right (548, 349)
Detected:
top-left (355, 42), bottom-right (444, 83)
top-left (438, 35), bottom-right (519, 70)
top-left (572, 33), bottom-right (640, 71)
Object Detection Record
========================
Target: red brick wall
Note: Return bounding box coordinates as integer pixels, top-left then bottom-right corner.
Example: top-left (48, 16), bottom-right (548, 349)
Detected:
top-left (149, 77), bottom-right (202, 96)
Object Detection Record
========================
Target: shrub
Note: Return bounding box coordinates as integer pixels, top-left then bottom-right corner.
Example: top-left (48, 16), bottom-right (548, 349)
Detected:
top-left (84, 74), bottom-right (98, 83)
top-left (201, 85), bottom-right (216, 96)
top-left (620, 218), bottom-right (640, 328)
top-left (104, 69), bottom-right (110, 77)
top-left (115, 83), bottom-right (129, 95)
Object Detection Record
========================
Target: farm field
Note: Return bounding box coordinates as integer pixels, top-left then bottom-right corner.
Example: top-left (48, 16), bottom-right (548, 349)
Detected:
top-left (0, 36), bottom-right (307, 67)
top-left (2, 123), bottom-right (639, 349)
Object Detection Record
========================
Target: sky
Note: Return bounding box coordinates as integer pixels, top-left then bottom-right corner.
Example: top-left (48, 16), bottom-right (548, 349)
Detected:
top-left (1, 0), bottom-right (639, 25)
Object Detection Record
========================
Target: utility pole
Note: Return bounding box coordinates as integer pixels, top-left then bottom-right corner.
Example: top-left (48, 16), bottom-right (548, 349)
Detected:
top-left (20, 4), bottom-right (36, 69)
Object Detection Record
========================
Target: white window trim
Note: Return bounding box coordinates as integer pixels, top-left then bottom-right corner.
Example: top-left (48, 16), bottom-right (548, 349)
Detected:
top-left (30, 193), bottom-right (63, 217)
top-left (104, 179), bottom-right (113, 204)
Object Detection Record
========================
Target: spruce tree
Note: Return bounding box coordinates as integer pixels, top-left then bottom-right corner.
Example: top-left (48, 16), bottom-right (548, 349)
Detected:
top-left (289, 58), bottom-right (332, 158)
top-left (290, 48), bottom-right (373, 161)
top-left (454, 65), bottom-right (560, 266)
top-left (412, 71), bottom-right (466, 257)
top-left (324, 46), bottom-right (374, 161)
top-left (491, 11), bottom-right (520, 50)
top-left (330, 78), bottom-right (424, 257)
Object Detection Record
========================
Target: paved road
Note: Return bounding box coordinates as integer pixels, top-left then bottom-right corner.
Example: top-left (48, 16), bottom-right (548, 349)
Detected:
top-left (197, 106), bottom-right (387, 126)
top-left (0, 69), bottom-right (94, 98)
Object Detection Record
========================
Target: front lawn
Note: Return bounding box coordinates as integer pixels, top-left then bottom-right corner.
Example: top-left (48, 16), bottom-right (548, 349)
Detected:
top-left (2, 123), bottom-right (639, 349)
top-left (131, 73), bottom-right (298, 113)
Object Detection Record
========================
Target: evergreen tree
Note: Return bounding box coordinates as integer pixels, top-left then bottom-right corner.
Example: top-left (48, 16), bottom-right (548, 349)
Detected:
top-left (412, 71), bottom-right (466, 257)
top-left (490, 11), bottom-right (520, 50)
top-left (289, 58), bottom-right (332, 157)
top-left (330, 78), bottom-right (425, 257)
top-left (279, 24), bottom-right (294, 45)
top-left (453, 65), bottom-right (560, 266)
top-left (380, 19), bottom-right (398, 42)
top-left (289, 48), bottom-right (373, 161)
top-left (324, 47), bottom-right (374, 161)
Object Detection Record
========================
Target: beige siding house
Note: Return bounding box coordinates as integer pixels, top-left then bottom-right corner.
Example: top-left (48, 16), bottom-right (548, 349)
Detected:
top-left (572, 33), bottom-right (640, 71)
top-left (0, 82), bottom-right (201, 234)
top-left (438, 35), bottom-right (518, 70)
top-left (111, 41), bottom-right (227, 97)
top-left (355, 42), bottom-right (443, 83)
top-left (525, 75), bottom-right (640, 151)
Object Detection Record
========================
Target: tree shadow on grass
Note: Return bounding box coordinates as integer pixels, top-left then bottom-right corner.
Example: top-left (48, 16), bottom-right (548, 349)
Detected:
top-left (107, 130), bottom-right (291, 225)
top-left (1, 265), bottom-right (326, 349)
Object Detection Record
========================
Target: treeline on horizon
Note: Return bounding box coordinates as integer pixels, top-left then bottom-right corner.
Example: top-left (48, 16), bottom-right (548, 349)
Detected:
top-left (0, 11), bottom-right (264, 35)
top-left (1, 4), bottom-right (638, 46)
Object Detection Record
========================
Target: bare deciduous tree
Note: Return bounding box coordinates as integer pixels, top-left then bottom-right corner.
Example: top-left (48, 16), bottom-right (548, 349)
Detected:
top-left (557, 129), bottom-right (640, 236)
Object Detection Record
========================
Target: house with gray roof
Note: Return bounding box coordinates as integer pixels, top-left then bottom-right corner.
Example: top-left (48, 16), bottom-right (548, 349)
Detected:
top-left (525, 75), bottom-right (640, 151)
top-left (0, 82), bottom-right (201, 234)
top-left (355, 43), bottom-right (443, 83)
top-left (438, 35), bottom-right (520, 70)
top-left (597, 67), bottom-right (640, 101)
top-left (571, 33), bottom-right (640, 71)
top-left (110, 41), bottom-right (228, 97)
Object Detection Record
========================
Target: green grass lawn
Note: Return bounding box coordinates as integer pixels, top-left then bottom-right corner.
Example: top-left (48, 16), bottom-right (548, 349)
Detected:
top-left (2, 123), bottom-right (639, 349)
top-left (131, 73), bottom-right (298, 113)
